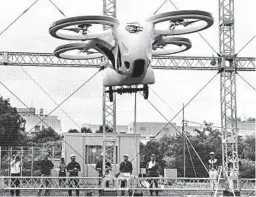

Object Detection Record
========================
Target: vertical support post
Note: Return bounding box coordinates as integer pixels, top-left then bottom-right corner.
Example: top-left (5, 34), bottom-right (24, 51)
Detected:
top-left (10, 146), bottom-right (12, 176)
top-left (134, 93), bottom-right (138, 175)
top-left (53, 146), bottom-right (55, 161)
top-left (31, 147), bottom-right (34, 176)
top-left (182, 104), bottom-right (186, 177)
top-left (0, 146), bottom-right (1, 176)
top-left (219, 0), bottom-right (239, 194)
top-left (102, 0), bottom-right (117, 178)
top-left (20, 146), bottom-right (23, 177)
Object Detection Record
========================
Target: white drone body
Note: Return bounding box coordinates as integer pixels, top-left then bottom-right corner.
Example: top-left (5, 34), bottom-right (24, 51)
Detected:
top-left (49, 10), bottom-right (214, 101)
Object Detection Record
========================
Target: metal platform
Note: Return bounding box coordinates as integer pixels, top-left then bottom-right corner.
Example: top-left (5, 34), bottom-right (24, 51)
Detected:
top-left (1, 176), bottom-right (255, 193)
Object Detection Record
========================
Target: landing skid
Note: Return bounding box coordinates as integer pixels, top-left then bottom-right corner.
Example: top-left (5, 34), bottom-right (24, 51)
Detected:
top-left (105, 85), bottom-right (149, 102)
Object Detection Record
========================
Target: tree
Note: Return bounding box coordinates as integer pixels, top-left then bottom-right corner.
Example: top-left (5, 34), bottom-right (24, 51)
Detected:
top-left (31, 127), bottom-right (60, 144)
top-left (0, 97), bottom-right (26, 146)
top-left (246, 117), bottom-right (255, 122)
top-left (68, 129), bottom-right (79, 133)
top-left (81, 127), bottom-right (92, 133)
top-left (96, 125), bottom-right (113, 133)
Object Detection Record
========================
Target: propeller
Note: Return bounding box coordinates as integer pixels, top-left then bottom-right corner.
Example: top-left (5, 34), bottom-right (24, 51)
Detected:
top-left (78, 48), bottom-right (97, 54)
top-left (169, 19), bottom-right (200, 30)
top-left (63, 24), bottom-right (92, 34)
top-left (182, 19), bottom-right (201, 27)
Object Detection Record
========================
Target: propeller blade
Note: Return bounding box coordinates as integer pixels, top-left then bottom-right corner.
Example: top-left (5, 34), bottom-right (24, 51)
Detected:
top-left (182, 19), bottom-right (201, 27)
top-left (62, 27), bottom-right (81, 33)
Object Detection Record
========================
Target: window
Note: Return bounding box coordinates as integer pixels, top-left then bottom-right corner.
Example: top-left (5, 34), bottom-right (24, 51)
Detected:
top-left (35, 125), bottom-right (40, 132)
top-left (85, 145), bottom-right (118, 164)
top-left (140, 127), bottom-right (146, 131)
top-left (164, 128), bottom-right (169, 132)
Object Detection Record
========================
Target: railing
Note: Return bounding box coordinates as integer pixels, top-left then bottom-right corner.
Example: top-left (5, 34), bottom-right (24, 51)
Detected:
top-left (1, 176), bottom-right (255, 191)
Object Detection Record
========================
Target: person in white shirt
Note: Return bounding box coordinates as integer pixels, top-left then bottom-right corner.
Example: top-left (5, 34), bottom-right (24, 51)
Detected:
top-left (208, 152), bottom-right (218, 188)
top-left (10, 155), bottom-right (22, 196)
top-left (146, 154), bottom-right (160, 196)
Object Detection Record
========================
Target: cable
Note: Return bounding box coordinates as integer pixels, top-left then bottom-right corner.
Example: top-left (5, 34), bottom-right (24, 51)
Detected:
top-left (0, 76), bottom-right (98, 170)
top-left (237, 73), bottom-right (256, 92)
top-left (19, 67), bottom-right (105, 170)
top-left (149, 87), bottom-right (182, 120)
top-left (168, 0), bottom-right (218, 54)
top-left (153, 0), bottom-right (168, 15)
top-left (130, 73), bottom-right (218, 173)
top-left (186, 139), bottom-right (197, 177)
top-left (0, 80), bottom-right (51, 132)
top-left (48, 0), bottom-right (66, 17)
top-left (236, 35), bottom-right (256, 55)
top-left (0, 0), bottom-right (40, 37)
top-left (27, 66), bottom-right (103, 133)
top-left (142, 94), bottom-right (209, 173)
top-left (168, 0), bottom-right (179, 12)
top-left (20, 67), bottom-right (82, 130)
top-left (147, 72), bottom-right (218, 140)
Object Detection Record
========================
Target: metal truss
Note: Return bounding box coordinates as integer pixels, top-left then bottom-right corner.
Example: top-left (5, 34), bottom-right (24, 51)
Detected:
top-left (219, 0), bottom-right (241, 192)
top-left (1, 177), bottom-right (255, 192)
top-left (102, 87), bottom-right (116, 173)
top-left (0, 52), bottom-right (103, 68)
top-left (102, 0), bottom-right (117, 176)
top-left (103, 0), bottom-right (116, 18)
top-left (0, 52), bottom-right (254, 71)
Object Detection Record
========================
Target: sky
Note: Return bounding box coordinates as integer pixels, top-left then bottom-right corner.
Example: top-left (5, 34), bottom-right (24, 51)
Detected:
top-left (0, 0), bottom-right (255, 133)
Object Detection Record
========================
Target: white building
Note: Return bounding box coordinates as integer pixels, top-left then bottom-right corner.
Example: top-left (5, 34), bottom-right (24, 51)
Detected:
top-left (127, 122), bottom-right (177, 139)
top-left (82, 123), bottom-right (128, 133)
top-left (62, 133), bottom-right (140, 177)
top-left (237, 121), bottom-right (255, 136)
top-left (17, 108), bottom-right (61, 134)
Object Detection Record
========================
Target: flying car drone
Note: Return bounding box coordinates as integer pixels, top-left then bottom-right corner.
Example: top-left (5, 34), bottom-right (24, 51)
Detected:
top-left (49, 10), bottom-right (214, 102)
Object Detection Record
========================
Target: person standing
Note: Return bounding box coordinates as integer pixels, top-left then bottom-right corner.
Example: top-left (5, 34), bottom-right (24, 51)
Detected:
top-left (96, 153), bottom-right (112, 196)
top-left (119, 154), bottom-right (133, 196)
top-left (37, 152), bottom-right (54, 196)
top-left (10, 155), bottom-right (22, 196)
top-left (146, 154), bottom-right (160, 196)
top-left (58, 157), bottom-right (67, 187)
top-left (208, 152), bottom-right (218, 188)
top-left (67, 154), bottom-right (81, 196)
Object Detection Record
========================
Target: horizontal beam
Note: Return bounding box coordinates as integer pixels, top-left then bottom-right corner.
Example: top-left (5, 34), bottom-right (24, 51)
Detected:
top-left (0, 51), bottom-right (255, 71)
top-left (1, 177), bottom-right (255, 191)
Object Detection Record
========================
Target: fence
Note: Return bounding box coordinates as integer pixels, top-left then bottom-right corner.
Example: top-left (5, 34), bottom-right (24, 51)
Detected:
top-left (0, 177), bottom-right (255, 196)
top-left (0, 146), bottom-right (62, 176)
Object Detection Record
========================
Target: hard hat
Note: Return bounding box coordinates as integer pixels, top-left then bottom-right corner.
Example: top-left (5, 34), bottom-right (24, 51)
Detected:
top-left (151, 154), bottom-right (156, 157)
top-left (70, 154), bottom-right (75, 158)
top-left (210, 152), bottom-right (215, 155)
top-left (123, 154), bottom-right (129, 157)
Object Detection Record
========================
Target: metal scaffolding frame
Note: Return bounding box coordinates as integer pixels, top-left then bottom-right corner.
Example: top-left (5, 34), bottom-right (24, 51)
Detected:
top-left (102, 0), bottom-right (117, 176)
top-left (219, 0), bottom-right (240, 192)
top-left (0, 0), bottom-right (255, 194)
top-left (1, 176), bottom-right (255, 193)
top-left (0, 52), bottom-right (254, 70)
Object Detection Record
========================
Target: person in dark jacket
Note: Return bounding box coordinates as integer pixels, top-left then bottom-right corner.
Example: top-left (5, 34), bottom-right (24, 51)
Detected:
top-left (67, 154), bottom-right (81, 196)
top-left (37, 152), bottom-right (54, 196)
top-left (146, 154), bottom-right (160, 196)
top-left (119, 154), bottom-right (133, 196)
top-left (96, 153), bottom-right (112, 196)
